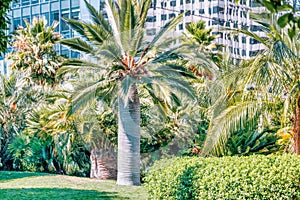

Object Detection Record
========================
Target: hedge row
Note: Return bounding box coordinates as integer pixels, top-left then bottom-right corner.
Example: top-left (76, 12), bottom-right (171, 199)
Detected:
top-left (144, 155), bottom-right (300, 199)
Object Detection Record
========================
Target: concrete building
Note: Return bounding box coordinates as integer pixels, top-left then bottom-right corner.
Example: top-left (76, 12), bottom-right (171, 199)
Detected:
top-left (145, 0), bottom-right (266, 59)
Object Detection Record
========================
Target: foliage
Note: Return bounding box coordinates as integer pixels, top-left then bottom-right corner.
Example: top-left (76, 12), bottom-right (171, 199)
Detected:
top-left (0, 73), bottom-right (45, 169)
top-left (201, 5), bottom-right (300, 155)
top-left (0, 0), bottom-right (15, 53)
top-left (223, 126), bottom-right (280, 156)
top-left (8, 94), bottom-right (90, 176)
top-left (6, 17), bottom-right (63, 86)
top-left (145, 154), bottom-right (300, 200)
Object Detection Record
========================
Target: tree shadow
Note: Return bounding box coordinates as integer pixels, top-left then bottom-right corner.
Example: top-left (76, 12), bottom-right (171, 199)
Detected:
top-left (0, 188), bottom-right (127, 200)
top-left (0, 171), bottom-right (51, 182)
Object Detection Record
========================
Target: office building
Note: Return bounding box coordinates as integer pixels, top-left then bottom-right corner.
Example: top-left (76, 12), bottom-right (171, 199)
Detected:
top-left (1, 0), bottom-right (268, 74)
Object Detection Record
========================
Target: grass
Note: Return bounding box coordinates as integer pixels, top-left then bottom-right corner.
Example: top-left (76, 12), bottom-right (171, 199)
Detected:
top-left (0, 171), bottom-right (147, 200)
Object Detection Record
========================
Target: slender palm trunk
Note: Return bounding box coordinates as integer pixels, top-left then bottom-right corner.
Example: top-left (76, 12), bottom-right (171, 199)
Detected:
top-left (117, 84), bottom-right (141, 186)
top-left (90, 146), bottom-right (117, 179)
top-left (294, 96), bottom-right (300, 155)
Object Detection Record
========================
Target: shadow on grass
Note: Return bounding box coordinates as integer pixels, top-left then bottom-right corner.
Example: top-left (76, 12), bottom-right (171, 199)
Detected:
top-left (0, 171), bottom-right (52, 182)
top-left (0, 188), bottom-right (127, 200)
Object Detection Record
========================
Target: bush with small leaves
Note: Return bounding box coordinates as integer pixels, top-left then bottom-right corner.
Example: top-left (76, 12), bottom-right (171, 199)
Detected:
top-left (144, 154), bottom-right (300, 199)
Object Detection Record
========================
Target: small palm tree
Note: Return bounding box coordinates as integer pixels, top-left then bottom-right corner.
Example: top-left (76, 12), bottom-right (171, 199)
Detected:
top-left (6, 17), bottom-right (62, 86)
top-left (59, 0), bottom-right (194, 185)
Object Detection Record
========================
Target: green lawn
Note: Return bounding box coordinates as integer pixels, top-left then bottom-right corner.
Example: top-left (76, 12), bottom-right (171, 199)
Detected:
top-left (0, 171), bottom-right (147, 200)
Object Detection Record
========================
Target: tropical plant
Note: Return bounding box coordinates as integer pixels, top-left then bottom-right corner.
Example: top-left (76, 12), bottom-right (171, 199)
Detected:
top-left (201, 5), bottom-right (300, 156)
top-left (9, 93), bottom-right (90, 176)
top-left (59, 0), bottom-right (195, 185)
top-left (0, 73), bottom-right (44, 169)
top-left (6, 17), bottom-right (63, 86)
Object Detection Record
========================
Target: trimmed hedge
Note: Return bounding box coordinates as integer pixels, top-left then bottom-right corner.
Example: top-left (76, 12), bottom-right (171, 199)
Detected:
top-left (144, 155), bottom-right (300, 199)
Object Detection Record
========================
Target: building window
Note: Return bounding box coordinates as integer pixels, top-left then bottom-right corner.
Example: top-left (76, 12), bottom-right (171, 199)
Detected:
top-left (242, 50), bottom-right (246, 56)
top-left (213, 6), bottom-right (219, 13)
top-left (61, 49), bottom-right (70, 58)
top-left (170, 1), bottom-right (176, 6)
top-left (212, 18), bottom-right (219, 25)
top-left (179, 24), bottom-right (183, 30)
top-left (185, 10), bottom-right (191, 16)
top-left (146, 16), bottom-right (156, 22)
top-left (199, 9), bottom-right (204, 14)
top-left (71, 11), bottom-right (79, 20)
top-left (13, 18), bottom-right (21, 30)
top-left (160, 2), bottom-right (166, 7)
top-left (250, 38), bottom-right (259, 44)
top-left (169, 13), bottom-right (175, 18)
top-left (199, 0), bottom-right (204, 2)
top-left (22, 0), bottom-right (30, 6)
top-left (186, 0), bottom-right (191, 3)
top-left (61, 13), bottom-right (69, 31)
top-left (180, 0), bottom-right (183, 5)
top-left (71, 51), bottom-right (80, 58)
top-left (242, 37), bottom-right (246, 43)
top-left (50, 11), bottom-right (59, 27)
top-left (146, 28), bottom-right (156, 36)
top-left (32, 0), bottom-right (39, 4)
top-left (41, 12), bottom-right (49, 22)
top-left (161, 14), bottom-right (167, 21)
top-left (250, 25), bottom-right (261, 32)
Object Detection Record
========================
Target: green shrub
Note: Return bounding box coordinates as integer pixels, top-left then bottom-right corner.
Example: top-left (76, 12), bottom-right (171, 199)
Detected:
top-left (144, 155), bottom-right (300, 199)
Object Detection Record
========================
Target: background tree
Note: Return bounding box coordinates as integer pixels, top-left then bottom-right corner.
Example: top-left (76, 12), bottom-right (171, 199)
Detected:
top-left (6, 17), bottom-right (63, 87)
top-left (0, 0), bottom-right (15, 53)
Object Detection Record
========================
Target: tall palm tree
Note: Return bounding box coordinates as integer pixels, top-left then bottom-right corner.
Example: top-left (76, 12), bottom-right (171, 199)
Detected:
top-left (201, 9), bottom-right (300, 156)
top-left (59, 0), bottom-right (194, 185)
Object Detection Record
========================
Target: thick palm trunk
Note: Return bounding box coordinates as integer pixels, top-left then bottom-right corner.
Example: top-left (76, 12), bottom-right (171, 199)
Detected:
top-left (294, 96), bottom-right (300, 155)
top-left (117, 84), bottom-right (141, 186)
top-left (90, 146), bottom-right (117, 179)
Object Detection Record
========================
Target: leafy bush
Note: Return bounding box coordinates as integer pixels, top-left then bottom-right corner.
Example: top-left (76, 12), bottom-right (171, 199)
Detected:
top-left (144, 155), bottom-right (300, 199)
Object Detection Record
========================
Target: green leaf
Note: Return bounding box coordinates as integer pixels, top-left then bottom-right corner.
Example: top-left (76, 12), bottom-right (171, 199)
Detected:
top-left (288, 24), bottom-right (296, 39)
top-left (262, 0), bottom-right (276, 13)
top-left (277, 13), bottom-right (292, 28)
top-left (276, 4), bottom-right (293, 12)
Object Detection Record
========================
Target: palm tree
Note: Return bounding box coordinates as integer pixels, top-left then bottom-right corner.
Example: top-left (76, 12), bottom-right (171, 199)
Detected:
top-left (201, 8), bottom-right (300, 156)
top-left (6, 17), bottom-right (62, 87)
top-left (59, 0), bottom-right (194, 185)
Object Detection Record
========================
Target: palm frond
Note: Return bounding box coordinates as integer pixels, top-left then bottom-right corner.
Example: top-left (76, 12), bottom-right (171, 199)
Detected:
top-left (67, 78), bottom-right (114, 116)
top-left (61, 38), bottom-right (95, 54)
top-left (63, 18), bottom-right (85, 36)
top-left (84, 0), bottom-right (111, 33)
top-left (202, 101), bottom-right (264, 156)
